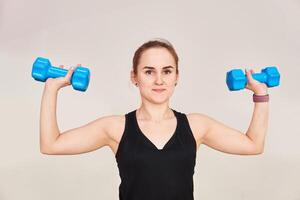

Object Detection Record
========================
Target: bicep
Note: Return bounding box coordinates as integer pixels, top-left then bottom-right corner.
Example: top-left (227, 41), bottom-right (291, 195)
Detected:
top-left (199, 114), bottom-right (259, 155)
top-left (45, 115), bottom-right (114, 155)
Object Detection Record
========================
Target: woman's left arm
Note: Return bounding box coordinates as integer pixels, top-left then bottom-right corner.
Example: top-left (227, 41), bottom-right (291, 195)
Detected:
top-left (245, 100), bottom-right (269, 154)
top-left (244, 68), bottom-right (269, 153)
top-left (199, 68), bottom-right (269, 155)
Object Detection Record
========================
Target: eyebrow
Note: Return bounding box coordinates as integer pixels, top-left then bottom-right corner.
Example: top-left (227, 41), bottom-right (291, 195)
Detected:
top-left (143, 66), bottom-right (174, 70)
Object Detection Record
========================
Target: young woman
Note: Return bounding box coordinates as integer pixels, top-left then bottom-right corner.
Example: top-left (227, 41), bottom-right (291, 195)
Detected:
top-left (39, 38), bottom-right (269, 200)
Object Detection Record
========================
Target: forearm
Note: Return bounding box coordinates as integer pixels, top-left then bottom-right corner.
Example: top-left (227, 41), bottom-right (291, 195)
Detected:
top-left (40, 87), bottom-right (60, 152)
top-left (246, 102), bottom-right (269, 152)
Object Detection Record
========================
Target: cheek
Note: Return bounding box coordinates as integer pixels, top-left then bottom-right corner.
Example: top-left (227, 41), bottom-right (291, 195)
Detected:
top-left (139, 76), bottom-right (154, 85)
top-left (139, 80), bottom-right (152, 87)
top-left (165, 77), bottom-right (177, 85)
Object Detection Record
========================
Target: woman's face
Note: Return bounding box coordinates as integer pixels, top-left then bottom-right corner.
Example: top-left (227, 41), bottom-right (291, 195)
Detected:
top-left (131, 47), bottom-right (179, 104)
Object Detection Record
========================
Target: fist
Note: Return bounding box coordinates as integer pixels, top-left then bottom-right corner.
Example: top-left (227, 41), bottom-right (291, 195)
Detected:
top-left (45, 64), bottom-right (81, 91)
top-left (245, 69), bottom-right (268, 95)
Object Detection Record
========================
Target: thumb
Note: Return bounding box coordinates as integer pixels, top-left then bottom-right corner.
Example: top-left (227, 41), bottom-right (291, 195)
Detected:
top-left (64, 66), bottom-right (75, 83)
top-left (245, 68), bottom-right (254, 82)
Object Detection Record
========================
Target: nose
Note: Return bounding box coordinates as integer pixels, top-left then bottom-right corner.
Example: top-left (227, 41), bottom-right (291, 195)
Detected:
top-left (154, 74), bottom-right (164, 85)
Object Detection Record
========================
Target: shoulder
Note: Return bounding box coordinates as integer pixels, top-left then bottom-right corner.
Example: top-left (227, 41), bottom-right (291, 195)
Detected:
top-left (101, 114), bottom-right (125, 135)
top-left (185, 112), bottom-right (210, 143)
top-left (186, 112), bottom-right (211, 126)
top-left (99, 114), bottom-right (126, 145)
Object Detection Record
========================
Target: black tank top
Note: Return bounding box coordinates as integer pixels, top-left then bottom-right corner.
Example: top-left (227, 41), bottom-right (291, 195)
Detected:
top-left (115, 109), bottom-right (197, 200)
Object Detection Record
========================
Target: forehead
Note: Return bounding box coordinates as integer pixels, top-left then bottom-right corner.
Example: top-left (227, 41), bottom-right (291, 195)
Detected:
top-left (138, 47), bottom-right (176, 69)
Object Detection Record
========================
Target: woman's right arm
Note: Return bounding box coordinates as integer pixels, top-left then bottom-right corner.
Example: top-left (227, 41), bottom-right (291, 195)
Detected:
top-left (39, 65), bottom-right (112, 155)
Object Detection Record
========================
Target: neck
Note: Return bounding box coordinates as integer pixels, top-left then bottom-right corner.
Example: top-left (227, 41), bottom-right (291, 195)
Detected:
top-left (137, 104), bottom-right (174, 122)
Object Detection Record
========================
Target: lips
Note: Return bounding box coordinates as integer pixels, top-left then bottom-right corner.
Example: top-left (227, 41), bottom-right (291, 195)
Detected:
top-left (152, 89), bottom-right (166, 92)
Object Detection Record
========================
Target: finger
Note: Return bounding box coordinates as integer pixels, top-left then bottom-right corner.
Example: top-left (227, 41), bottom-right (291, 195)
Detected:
top-left (250, 69), bottom-right (256, 79)
top-left (245, 68), bottom-right (250, 79)
top-left (248, 69), bottom-right (261, 85)
top-left (245, 69), bottom-right (255, 87)
top-left (245, 68), bottom-right (254, 81)
top-left (63, 67), bottom-right (74, 81)
top-left (67, 66), bottom-right (74, 71)
top-left (72, 64), bottom-right (81, 71)
top-left (67, 66), bottom-right (74, 74)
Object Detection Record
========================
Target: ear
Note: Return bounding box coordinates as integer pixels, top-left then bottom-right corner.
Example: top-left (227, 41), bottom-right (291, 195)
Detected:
top-left (176, 71), bottom-right (179, 84)
top-left (130, 70), bottom-right (137, 84)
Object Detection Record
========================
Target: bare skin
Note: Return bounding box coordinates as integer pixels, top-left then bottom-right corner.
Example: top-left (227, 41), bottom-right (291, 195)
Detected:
top-left (40, 47), bottom-right (269, 156)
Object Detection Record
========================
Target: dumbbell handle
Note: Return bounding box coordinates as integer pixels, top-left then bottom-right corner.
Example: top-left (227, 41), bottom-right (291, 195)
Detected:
top-left (47, 66), bottom-right (69, 78)
top-left (248, 73), bottom-right (267, 83)
top-left (47, 67), bottom-right (89, 90)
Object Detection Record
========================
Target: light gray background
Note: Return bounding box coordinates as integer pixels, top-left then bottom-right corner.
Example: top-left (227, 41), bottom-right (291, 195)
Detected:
top-left (0, 0), bottom-right (299, 199)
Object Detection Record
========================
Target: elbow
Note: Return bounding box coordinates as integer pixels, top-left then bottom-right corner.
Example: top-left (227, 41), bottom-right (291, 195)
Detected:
top-left (40, 144), bottom-right (53, 155)
top-left (40, 150), bottom-right (51, 155)
top-left (254, 147), bottom-right (264, 155)
top-left (40, 148), bottom-right (51, 155)
top-left (258, 149), bottom-right (264, 155)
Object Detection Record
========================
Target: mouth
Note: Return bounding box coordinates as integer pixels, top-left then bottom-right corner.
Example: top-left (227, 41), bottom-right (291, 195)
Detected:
top-left (152, 89), bottom-right (166, 93)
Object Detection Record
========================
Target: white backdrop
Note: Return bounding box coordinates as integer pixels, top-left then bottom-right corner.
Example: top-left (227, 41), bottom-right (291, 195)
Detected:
top-left (0, 0), bottom-right (299, 199)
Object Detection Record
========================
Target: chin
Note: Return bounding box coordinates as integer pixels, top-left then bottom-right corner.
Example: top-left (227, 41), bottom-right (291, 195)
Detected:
top-left (151, 96), bottom-right (170, 104)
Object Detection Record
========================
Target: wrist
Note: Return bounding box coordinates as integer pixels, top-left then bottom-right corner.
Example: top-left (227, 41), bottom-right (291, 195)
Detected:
top-left (253, 93), bottom-right (269, 103)
top-left (253, 90), bottom-right (268, 95)
top-left (44, 85), bottom-right (60, 94)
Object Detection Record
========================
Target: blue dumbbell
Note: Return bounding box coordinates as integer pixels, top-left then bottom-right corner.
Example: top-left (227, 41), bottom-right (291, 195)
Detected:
top-left (226, 66), bottom-right (280, 91)
top-left (32, 57), bottom-right (90, 92)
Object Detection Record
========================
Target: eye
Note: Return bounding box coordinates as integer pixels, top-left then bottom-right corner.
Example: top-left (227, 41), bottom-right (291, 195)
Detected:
top-left (145, 70), bottom-right (152, 74)
top-left (145, 70), bottom-right (172, 75)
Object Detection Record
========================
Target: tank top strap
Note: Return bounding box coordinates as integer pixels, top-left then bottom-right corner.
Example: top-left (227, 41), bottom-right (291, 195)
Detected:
top-left (115, 110), bottom-right (137, 160)
top-left (125, 109), bottom-right (137, 127)
top-left (171, 109), bottom-right (185, 131)
top-left (172, 109), bottom-right (197, 152)
top-left (174, 110), bottom-right (190, 131)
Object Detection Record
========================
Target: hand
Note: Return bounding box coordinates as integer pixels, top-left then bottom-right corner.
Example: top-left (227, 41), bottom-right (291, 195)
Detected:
top-left (44, 64), bottom-right (81, 92)
top-left (245, 68), bottom-right (268, 95)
